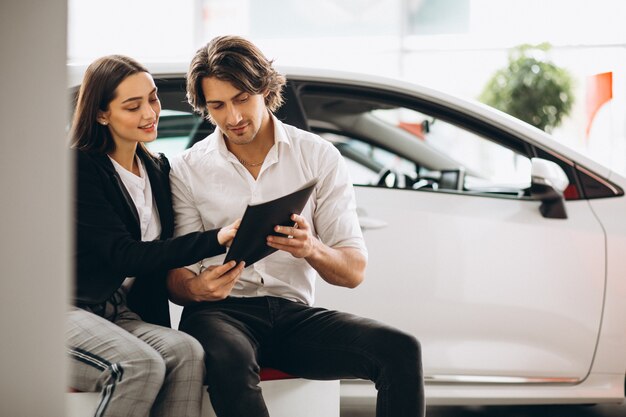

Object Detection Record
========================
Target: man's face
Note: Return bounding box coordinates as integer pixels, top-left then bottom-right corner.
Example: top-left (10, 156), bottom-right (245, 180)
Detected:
top-left (202, 77), bottom-right (269, 146)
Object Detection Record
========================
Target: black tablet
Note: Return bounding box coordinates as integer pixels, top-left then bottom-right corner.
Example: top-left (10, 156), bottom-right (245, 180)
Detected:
top-left (224, 178), bottom-right (318, 267)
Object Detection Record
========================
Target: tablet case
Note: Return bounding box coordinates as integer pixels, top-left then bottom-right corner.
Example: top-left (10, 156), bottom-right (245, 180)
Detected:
top-left (224, 178), bottom-right (318, 267)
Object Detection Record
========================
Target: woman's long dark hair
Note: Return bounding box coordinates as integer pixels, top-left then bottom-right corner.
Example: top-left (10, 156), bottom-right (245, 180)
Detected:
top-left (71, 55), bottom-right (150, 154)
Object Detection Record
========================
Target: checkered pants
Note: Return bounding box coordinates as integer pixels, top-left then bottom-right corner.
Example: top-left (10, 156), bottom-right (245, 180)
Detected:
top-left (67, 290), bottom-right (205, 417)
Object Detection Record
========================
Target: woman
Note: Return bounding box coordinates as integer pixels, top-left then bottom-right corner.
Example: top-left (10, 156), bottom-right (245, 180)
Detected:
top-left (67, 55), bottom-right (243, 417)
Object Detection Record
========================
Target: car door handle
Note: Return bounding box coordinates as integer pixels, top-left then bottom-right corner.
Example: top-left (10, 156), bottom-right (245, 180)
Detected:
top-left (358, 215), bottom-right (388, 230)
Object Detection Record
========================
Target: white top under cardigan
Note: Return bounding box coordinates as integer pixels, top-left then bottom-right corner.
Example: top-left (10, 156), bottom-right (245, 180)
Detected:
top-left (109, 155), bottom-right (162, 291)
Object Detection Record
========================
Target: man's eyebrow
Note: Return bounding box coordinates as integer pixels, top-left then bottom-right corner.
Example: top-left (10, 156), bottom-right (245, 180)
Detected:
top-left (121, 87), bottom-right (158, 104)
top-left (206, 91), bottom-right (247, 105)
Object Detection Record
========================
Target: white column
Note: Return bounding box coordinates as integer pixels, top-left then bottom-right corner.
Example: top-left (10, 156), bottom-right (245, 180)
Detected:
top-left (0, 1), bottom-right (69, 416)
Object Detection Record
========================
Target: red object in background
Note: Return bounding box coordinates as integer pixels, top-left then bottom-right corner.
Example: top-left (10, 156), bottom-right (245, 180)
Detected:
top-left (259, 368), bottom-right (296, 381)
top-left (585, 72), bottom-right (613, 138)
top-left (563, 184), bottom-right (580, 200)
top-left (398, 122), bottom-right (426, 140)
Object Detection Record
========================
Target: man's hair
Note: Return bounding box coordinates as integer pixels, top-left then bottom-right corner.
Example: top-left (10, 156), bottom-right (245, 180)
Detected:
top-left (187, 35), bottom-right (286, 119)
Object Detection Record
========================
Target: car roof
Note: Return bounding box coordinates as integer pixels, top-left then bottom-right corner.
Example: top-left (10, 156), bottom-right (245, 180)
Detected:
top-left (67, 61), bottom-right (620, 182)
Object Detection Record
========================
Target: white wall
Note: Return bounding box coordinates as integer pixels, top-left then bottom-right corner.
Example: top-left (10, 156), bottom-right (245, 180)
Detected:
top-left (0, 1), bottom-right (69, 416)
top-left (67, 0), bottom-right (198, 63)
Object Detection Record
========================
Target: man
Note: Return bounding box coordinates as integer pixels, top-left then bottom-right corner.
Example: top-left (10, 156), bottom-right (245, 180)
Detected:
top-left (167, 35), bottom-right (424, 417)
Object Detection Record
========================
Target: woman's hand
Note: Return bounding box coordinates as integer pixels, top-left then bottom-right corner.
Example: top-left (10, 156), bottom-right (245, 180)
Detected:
top-left (217, 218), bottom-right (241, 247)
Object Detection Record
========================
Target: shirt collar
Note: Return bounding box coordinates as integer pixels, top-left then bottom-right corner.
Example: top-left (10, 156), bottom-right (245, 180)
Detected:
top-left (108, 154), bottom-right (146, 188)
top-left (270, 113), bottom-right (292, 148)
top-left (209, 112), bottom-right (292, 162)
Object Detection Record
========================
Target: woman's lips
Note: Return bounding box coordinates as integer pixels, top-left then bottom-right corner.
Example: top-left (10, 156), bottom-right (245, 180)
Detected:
top-left (140, 122), bottom-right (156, 133)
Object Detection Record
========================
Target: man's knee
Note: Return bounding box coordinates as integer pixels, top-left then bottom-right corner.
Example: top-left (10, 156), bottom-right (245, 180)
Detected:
top-left (183, 313), bottom-right (255, 368)
top-left (201, 331), bottom-right (257, 383)
top-left (181, 310), bottom-right (260, 387)
top-left (390, 329), bottom-right (421, 362)
top-left (361, 325), bottom-right (422, 375)
top-left (375, 328), bottom-right (423, 389)
top-left (205, 338), bottom-right (258, 375)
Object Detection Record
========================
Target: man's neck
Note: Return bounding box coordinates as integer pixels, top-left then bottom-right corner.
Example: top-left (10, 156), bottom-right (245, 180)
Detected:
top-left (226, 113), bottom-right (274, 179)
top-left (226, 112), bottom-right (275, 165)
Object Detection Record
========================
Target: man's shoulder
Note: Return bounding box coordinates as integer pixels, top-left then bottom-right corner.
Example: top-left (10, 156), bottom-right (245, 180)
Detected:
top-left (171, 131), bottom-right (219, 168)
top-left (280, 122), bottom-right (336, 154)
top-left (281, 121), bottom-right (318, 141)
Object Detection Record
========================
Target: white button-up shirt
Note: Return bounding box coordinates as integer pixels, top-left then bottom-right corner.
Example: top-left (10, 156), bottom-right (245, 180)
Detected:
top-left (109, 156), bottom-right (161, 242)
top-left (109, 155), bottom-right (161, 292)
top-left (170, 115), bottom-right (367, 305)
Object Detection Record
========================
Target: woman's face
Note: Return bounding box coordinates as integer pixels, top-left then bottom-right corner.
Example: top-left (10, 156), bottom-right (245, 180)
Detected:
top-left (98, 71), bottom-right (160, 149)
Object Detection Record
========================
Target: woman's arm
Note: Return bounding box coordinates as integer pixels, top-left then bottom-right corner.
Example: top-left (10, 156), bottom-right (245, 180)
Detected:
top-left (75, 150), bottom-right (226, 277)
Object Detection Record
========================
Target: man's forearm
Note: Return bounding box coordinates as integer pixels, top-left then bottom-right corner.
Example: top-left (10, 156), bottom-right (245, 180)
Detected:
top-left (167, 261), bottom-right (244, 305)
top-left (167, 267), bottom-right (199, 306)
top-left (306, 245), bottom-right (366, 288)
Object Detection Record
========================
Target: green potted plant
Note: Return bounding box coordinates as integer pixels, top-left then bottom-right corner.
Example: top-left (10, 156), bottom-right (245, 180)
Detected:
top-left (480, 43), bottom-right (575, 133)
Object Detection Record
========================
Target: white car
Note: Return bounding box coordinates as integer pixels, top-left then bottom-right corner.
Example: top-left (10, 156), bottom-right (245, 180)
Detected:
top-left (70, 64), bottom-right (626, 406)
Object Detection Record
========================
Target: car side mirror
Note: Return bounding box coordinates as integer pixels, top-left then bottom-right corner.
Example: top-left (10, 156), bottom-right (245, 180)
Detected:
top-left (530, 158), bottom-right (569, 219)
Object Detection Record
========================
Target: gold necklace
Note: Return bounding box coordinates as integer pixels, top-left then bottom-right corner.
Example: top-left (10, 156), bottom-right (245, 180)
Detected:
top-left (237, 156), bottom-right (264, 167)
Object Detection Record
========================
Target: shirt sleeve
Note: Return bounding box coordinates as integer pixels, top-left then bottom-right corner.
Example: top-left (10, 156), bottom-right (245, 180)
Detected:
top-left (169, 153), bottom-right (209, 274)
top-left (170, 154), bottom-right (206, 237)
top-left (313, 143), bottom-right (368, 258)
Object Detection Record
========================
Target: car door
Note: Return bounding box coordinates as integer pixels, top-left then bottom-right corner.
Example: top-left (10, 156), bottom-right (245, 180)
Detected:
top-left (296, 82), bottom-right (606, 383)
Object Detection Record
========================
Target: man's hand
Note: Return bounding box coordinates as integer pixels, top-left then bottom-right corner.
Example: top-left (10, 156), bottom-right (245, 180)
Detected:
top-left (266, 214), bottom-right (320, 259)
top-left (217, 218), bottom-right (241, 247)
top-left (266, 213), bottom-right (366, 289)
top-left (167, 261), bottom-right (244, 305)
top-left (194, 261), bottom-right (244, 300)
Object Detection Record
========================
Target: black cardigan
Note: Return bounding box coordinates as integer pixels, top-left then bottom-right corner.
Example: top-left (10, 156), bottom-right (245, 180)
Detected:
top-left (73, 147), bottom-right (224, 327)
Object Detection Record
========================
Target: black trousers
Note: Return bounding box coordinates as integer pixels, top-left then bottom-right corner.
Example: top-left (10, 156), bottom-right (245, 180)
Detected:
top-left (180, 296), bottom-right (424, 417)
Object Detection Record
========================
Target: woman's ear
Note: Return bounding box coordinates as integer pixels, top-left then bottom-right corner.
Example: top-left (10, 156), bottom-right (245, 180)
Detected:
top-left (97, 111), bottom-right (109, 126)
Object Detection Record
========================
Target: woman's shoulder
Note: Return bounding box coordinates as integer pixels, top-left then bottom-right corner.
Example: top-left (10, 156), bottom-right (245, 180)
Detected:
top-left (138, 146), bottom-right (170, 175)
top-left (73, 148), bottom-right (110, 174)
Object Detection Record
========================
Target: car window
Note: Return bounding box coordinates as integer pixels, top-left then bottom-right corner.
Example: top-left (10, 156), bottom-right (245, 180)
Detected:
top-left (300, 91), bottom-right (531, 198)
top-left (371, 107), bottom-right (532, 193)
top-left (147, 109), bottom-right (202, 158)
top-left (321, 132), bottom-right (417, 187)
